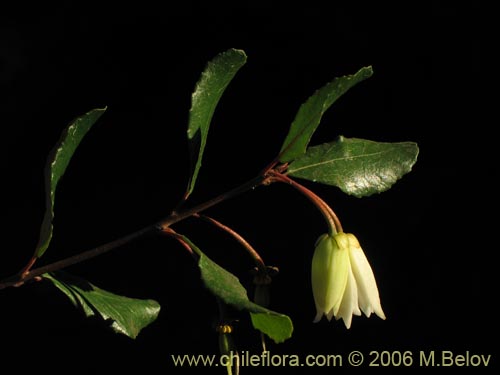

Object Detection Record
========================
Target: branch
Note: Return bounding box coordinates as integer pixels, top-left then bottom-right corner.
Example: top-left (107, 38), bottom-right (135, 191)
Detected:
top-left (0, 225), bottom-right (156, 290)
top-left (157, 175), bottom-right (266, 229)
top-left (0, 175), bottom-right (267, 290)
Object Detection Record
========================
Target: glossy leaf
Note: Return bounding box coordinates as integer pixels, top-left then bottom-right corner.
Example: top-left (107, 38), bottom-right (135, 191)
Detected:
top-left (186, 49), bottom-right (247, 198)
top-left (288, 136), bottom-right (419, 197)
top-left (279, 66), bottom-right (373, 163)
top-left (182, 235), bottom-right (293, 343)
top-left (35, 108), bottom-right (106, 258)
top-left (44, 272), bottom-right (160, 339)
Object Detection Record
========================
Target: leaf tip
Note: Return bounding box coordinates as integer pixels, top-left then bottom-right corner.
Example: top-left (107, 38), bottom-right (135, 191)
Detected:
top-left (358, 65), bottom-right (374, 77)
top-left (85, 106), bottom-right (108, 117)
top-left (227, 48), bottom-right (247, 59)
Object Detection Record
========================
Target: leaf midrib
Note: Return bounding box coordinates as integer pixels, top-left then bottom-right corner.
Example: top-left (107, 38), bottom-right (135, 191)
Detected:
top-left (289, 150), bottom-right (386, 174)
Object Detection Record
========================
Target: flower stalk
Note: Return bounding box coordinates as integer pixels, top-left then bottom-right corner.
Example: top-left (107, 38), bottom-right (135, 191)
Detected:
top-left (265, 169), bottom-right (385, 328)
top-left (266, 169), bottom-right (343, 235)
top-left (194, 214), bottom-right (267, 273)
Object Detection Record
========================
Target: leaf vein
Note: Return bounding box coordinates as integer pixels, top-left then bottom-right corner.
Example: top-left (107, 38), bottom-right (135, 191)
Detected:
top-left (289, 150), bottom-right (386, 173)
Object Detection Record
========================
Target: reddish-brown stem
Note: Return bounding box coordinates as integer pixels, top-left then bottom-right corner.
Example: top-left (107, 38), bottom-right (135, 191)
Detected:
top-left (0, 225), bottom-right (156, 290)
top-left (158, 175), bottom-right (266, 230)
top-left (18, 256), bottom-right (37, 278)
top-left (194, 213), bottom-right (267, 272)
top-left (0, 175), bottom-right (267, 290)
top-left (259, 159), bottom-right (279, 177)
top-left (267, 170), bottom-right (343, 234)
top-left (161, 227), bottom-right (195, 256)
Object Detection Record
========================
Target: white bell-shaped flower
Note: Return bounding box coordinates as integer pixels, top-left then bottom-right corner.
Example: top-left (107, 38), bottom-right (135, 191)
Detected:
top-left (311, 232), bottom-right (386, 328)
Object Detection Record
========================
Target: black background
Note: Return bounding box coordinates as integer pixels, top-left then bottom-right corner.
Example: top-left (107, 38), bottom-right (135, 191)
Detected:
top-left (1, 2), bottom-right (491, 373)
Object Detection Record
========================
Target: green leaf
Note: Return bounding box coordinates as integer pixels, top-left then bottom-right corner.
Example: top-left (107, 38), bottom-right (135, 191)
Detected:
top-left (288, 136), bottom-right (419, 197)
top-left (186, 48), bottom-right (247, 198)
top-left (279, 66), bottom-right (373, 163)
top-left (182, 235), bottom-right (293, 343)
top-left (250, 313), bottom-right (293, 344)
top-left (35, 108), bottom-right (106, 258)
top-left (43, 272), bottom-right (160, 339)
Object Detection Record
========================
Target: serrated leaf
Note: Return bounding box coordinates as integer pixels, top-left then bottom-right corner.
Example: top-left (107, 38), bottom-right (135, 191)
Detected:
top-left (44, 272), bottom-right (160, 339)
top-left (182, 235), bottom-right (293, 343)
top-left (35, 108), bottom-right (106, 258)
top-left (279, 66), bottom-right (373, 163)
top-left (186, 48), bottom-right (247, 198)
top-left (288, 136), bottom-right (419, 197)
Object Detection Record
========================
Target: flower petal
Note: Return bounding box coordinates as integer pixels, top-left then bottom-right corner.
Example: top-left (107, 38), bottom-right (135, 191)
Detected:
top-left (336, 265), bottom-right (361, 329)
top-left (311, 234), bottom-right (349, 321)
top-left (311, 235), bottom-right (333, 319)
top-left (313, 303), bottom-right (325, 323)
top-left (330, 235), bottom-right (350, 316)
top-left (347, 234), bottom-right (386, 320)
top-left (326, 307), bottom-right (335, 321)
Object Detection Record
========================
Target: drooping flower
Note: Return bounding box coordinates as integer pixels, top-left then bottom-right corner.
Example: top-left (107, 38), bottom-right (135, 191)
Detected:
top-left (311, 232), bottom-right (386, 328)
